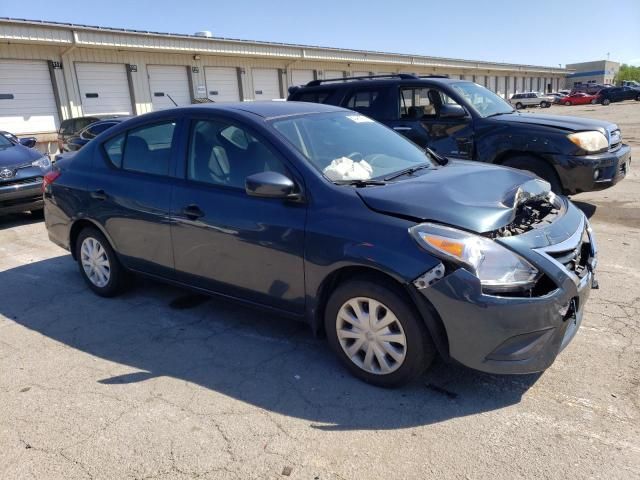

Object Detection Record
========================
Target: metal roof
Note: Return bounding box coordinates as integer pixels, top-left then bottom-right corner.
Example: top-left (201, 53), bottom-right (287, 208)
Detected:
top-left (0, 17), bottom-right (567, 74)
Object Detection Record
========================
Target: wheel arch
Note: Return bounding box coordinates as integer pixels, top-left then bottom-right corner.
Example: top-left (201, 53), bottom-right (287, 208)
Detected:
top-left (311, 265), bottom-right (450, 359)
top-left (493, 150), bottom-right (563, 190)
top-left (69, 218), bottom-right (115, 260)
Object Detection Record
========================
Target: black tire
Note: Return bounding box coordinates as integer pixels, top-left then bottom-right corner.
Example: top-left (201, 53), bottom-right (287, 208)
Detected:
top-left (602, 98), bottom-right (610, 106)
top-left (75, 227), bottom-right (128, 297)
top-left (635, 94), bottom-right (640, 101)
top-left (590, 98), bottom-right (597, 105)
top-left (324, 277), bottom-right (436, 388)
top-left (503, 156), bottom-right (562, 194)
top-left (564, 100), bottom-right (572, 106)
top-left (515, 102), bottom-right (523, 110)
top-left (540, 101), bottom-right (549, 108)
top-left (30, 208), bottom-right (44, 219)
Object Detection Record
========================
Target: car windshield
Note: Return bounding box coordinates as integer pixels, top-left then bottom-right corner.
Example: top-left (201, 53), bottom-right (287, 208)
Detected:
top-left (450, 82), bottom-right (514, 117)
top-left (0, 134), bottom-right (13, 149)
top-left (271, 112), bottom-right (435, 182)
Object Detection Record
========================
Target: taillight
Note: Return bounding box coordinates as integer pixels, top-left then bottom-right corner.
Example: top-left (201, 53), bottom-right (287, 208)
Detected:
top-left (42, 170), bottom-right (61, 193)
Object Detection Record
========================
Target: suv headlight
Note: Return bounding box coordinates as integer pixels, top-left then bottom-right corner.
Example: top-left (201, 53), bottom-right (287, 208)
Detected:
top-left (410, 223), bottom-right (539, 293)
top-left (567, 131), bottom-right (608, 153)
top-left (31, 156), bottom-right (51, 170)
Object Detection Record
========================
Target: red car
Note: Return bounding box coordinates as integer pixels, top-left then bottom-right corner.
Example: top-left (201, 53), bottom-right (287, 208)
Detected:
top-left (562, 92), bottom-right (598, 106)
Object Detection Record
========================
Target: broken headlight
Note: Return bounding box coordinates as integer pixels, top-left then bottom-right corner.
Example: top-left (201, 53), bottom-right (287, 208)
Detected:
top-left (410, 223), bottom-right (539, 293)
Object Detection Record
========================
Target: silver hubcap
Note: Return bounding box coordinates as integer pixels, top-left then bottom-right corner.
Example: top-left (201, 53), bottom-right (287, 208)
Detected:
top-left (80, 237), bottom-right (111, 288)
top-left (336, 297), bottom-right (407, 375)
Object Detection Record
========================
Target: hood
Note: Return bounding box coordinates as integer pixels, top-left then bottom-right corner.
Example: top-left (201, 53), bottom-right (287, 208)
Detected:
top-left (0, 143), bottom-right (44, 168)
top-left (356, 161), bottom-right (550, 233)
top-left (492, 112), bottom-right (615, 133)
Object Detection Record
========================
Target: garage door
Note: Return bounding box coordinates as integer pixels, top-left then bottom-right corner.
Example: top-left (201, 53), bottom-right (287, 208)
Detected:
top-left (0, 60), bottom-right (59, 134)
top-left (76, 63), bottom-right (132, 116)
top-left (516, 77), bottom-right (524, 93)
top-left (324, 70), bottom-right (344, 80)
top-left (252, 68), bottom-right (281, 100)
top-left (487, 76), bottom-right (497, 92)
top-left (148, 65), bottom-right (191, 110)
top-left (291, 69), bottom-right (314, 86)
top-left (352, 71), bottom-right (370, 78)
top-left (204, 67), bottom-right (240, 103)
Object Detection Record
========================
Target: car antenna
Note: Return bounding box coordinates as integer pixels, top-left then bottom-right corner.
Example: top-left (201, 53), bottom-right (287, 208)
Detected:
top-left (166, 93), bottom-right (178, 107)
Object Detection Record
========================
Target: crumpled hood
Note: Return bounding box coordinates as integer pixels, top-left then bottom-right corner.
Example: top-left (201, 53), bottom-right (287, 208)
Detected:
top-left (356, 161), bottom-right (551, 233)
top-left (494, 112), bottom-right (616, 133)
top-left (0, 143), bottom-right (43, 168)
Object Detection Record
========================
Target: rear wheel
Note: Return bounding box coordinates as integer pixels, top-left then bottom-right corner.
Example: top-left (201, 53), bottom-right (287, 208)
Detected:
top-left (503, 156), bottom-right (562, 194)
top-left (325, 278), bottom-right (436, 388)
top-left (515, 102), bottom-right (523, 110)
top-left (602, 98), bottom-right (611, 106)
top-left (75, 227), bottom-right (128, 297)
top-left (635, 94), bottom-right (640, 101)
top-left (540, 101), bottom-right (550, 108)
top-left (564, 100), bottom-right (572, 106)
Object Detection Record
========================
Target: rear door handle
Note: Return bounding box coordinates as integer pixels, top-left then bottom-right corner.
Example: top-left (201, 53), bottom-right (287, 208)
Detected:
top-left (181, 204), bottom-right (204, 220)
top-left (90, 189), bottom-right (107, 200)
top-left (393, 126), bottom-right (412, 131)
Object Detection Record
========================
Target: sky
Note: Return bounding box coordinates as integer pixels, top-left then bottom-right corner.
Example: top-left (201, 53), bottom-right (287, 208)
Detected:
top-left (1, 0), bottom-right (639, 67)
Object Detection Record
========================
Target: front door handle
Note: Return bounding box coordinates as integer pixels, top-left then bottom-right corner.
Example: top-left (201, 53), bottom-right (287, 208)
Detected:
top-left (393, 126), bottom-right (412, 131)
top-left (90, 189), bottom-right (107, 200)
top-left (181, 204), bottom-right (204, 220)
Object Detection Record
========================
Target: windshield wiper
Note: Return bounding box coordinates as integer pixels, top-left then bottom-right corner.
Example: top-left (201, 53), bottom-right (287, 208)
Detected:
top-left (486, 110), bottom-right (514, 117)
top-left (334, 179), bottom-right (387, 187)
top-left (384, 163), bottom-right (432, 181)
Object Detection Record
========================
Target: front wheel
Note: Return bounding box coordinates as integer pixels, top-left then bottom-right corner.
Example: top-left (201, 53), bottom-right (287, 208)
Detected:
top-left (564, 100), bottom-right (572, 106)
top-left (540, 101), bottom-right (550, 108)
top-left (602, 98), bottom-right (611, 106)
top-left (325, 278), bottom-right (435, 388)
top-left (590, 98), bottom-right (598, 104)
top-left (76, 227), bottom-right (128, 297)
top-left (515, 102), bottom-right (523, 110)
top-left (635, 94), bottom-right (640, 101)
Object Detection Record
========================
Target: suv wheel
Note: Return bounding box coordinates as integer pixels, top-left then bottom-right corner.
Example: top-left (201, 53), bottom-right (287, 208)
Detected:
top-left (602, 98), bottom-right (611, 106)
top-left (635, 94), bottom-right (640, 101)
top-left (76, 227), bottom-right (128, 297)
top-left (515, 102), bottom-right (523, 109)
top-left (503, 156), bottom-right (562, 194)
top-left (325, 278), bottom-right (435, 388)
top-left (540, 101), bottom-right (549, 108)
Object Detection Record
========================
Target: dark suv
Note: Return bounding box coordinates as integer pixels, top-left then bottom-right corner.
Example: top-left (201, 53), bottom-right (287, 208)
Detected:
top-left (44, 102), bottom-right (597, 387)
top-left (597, 86), bottom-right (640, 105)
top-left (288, 74), bottom-right (631, 195)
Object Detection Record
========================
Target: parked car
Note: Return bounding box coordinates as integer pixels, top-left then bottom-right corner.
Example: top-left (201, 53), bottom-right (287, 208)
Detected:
top-left (570, 84), bottom-right (605, 95)
top-left (288, 74), bottom-right (630, 194)
top-left (64, 117), bottom-right (131, 152)
top-left (509, 92), bottom-right (554, 109)
top-left (1, 131), bottom-right (37, 148)
top-left (621, 80), bottom-right (640, 88)
top-left (561, 92), bottom-right (599, 106)
top-left (44, 102), bottom-right (597, 387)
top-left (558, 89), bottom-right (571, 95)
top-left (597, 86), bottom-right (640, 105)
top-left (0, 131), bottom-right (52, 215)
top-left (547, 92), bottom-right (567, 104)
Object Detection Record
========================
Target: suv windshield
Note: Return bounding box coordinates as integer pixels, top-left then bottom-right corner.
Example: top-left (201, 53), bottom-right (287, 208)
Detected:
top-left (271, 112), bottom-right (434, 182)
top-left (451, 82), bottom-right (514, 117)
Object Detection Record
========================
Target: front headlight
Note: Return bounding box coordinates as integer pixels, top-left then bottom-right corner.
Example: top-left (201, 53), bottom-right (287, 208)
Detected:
top-left (410, 223), bottom-right (539, 292)
top-left (31, 156), bottom-right (51, 170)
top-left (567, 131), bottom-right (608, 153)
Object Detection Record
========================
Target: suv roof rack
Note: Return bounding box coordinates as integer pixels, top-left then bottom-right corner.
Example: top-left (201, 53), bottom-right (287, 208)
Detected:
top-left (305, 73), bottom-right (418, 87)
top-left (417, 75), bottom-right (451, 79)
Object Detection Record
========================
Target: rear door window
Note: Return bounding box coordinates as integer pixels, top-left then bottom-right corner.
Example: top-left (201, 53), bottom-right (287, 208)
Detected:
top-left (343, 88), bottom-right (387, 117)
top-left (122, 122), bottom-right (176, 176)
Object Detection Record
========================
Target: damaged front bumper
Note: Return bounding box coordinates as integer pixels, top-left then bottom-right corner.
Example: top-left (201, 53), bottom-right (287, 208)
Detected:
top-left (413, 201), bottom-right (596, 375)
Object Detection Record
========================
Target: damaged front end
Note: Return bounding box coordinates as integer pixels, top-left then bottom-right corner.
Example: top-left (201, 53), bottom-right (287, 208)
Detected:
top-left (407, 185), bottom-right (598, 374)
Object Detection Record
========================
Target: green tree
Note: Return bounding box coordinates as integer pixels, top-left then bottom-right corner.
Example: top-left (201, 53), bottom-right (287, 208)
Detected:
top-left (615, 64), bottom-right (640, 84)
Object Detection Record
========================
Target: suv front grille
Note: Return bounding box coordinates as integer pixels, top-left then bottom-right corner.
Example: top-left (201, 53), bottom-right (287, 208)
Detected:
top-left (0, 176), bottom-right (43, 187)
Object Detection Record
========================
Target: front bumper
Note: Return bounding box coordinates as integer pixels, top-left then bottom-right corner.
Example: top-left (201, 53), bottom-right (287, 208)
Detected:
top-left (416, 201), bottom-right (596, 374)
top-left (0, 176), bottom-right (44, 214)
top-left (552, 144), bottom-right (631, 194)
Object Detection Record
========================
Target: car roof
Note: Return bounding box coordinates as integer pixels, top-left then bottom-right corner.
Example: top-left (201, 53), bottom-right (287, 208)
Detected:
top-left (176, 101), bottom-right (348, 119)
top-left (291, 75), bottom-right (467, 91)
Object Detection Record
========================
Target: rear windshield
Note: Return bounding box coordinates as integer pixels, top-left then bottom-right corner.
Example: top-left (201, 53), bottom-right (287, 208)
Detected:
top-left (290, 90), bottom-right (333, 103)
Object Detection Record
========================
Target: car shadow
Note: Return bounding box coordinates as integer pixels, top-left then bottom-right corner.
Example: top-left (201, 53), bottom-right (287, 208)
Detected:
top-left (1, 255), bottom-right (542, 431)
top-left (0, 212), bottom-right (43, 230)
top-left (571, 200), bottom-right (597, 219)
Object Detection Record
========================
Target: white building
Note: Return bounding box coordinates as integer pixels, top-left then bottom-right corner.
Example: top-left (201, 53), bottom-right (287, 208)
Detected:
top-left (0, 18), bottom-right (567, 151)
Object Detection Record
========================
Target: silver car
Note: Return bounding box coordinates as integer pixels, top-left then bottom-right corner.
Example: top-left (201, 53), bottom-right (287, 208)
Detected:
top-left (509, 92), bottom-right (554, 109)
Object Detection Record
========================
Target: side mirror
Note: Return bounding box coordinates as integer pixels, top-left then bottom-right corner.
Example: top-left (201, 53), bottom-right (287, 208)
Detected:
top-left (20, 137), bottom-right (37, 148)
top-left (439, 104), bottom-right (467, 119)
top-left (245, 171), bottom-right (300, 200)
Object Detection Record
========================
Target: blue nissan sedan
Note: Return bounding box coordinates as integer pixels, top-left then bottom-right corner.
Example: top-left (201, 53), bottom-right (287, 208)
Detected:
top-left (43, 102), bottom-right (597, 387)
